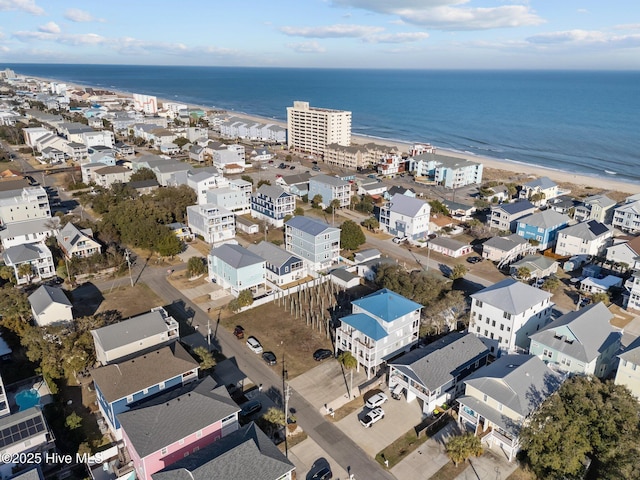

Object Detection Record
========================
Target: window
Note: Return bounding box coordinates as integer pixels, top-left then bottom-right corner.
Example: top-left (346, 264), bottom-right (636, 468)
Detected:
top-left (543, 349), bottom-right (552, 359)
top-left (491, 320), bottom-right (496, 327)
top-left (484, 330), bottom-right (488, 337)
top-left (478, 314), bottom-right (482, 321)
top-left (475, 300), bottom-right (483, 308)
top-left (503, 311), bottom-right (511, 320)
top-left (161, 447), bottom-right (168, 455)
top-left (476, 326), bottom-right (481, 333)
top-left (126, 395), bottom-right (134, 403)
top-left (500, 324), bottom-right (504, 331)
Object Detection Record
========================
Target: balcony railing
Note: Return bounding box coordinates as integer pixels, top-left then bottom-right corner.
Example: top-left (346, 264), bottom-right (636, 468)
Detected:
top-left (489, 428), bottom-right (516, 447)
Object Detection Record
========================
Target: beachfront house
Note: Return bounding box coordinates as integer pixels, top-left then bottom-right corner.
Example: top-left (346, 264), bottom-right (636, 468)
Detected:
top-left (336, 288), bottom-right (422, 379)
top-left (379, 193), bottom-right (431, 241)
top-left (308, 174), bottom-right (351, 208)
top-left (284, 216), bottom-right (341, 271)
top-left (612, 195), bottom-right (640, 234)
top-left (489, 200), bottom-right (536, 232)
top-left (529, 302), bottom-right (621, 378)
top-left (186, 204), bottom-right (235, 245)
top-left (457, 354), bottom-right (563, 462)
top-left (91, 307), bottom-right (179, 365)
top-left (518, 177), bottom-right (558, 205)
top-left (250, 184), bottom-right (295, 228)
top-left (388, 332), bottom-right (490, 414)
top-left (91, 343), bottom-right (200, 439)
top-left (410, 152), bottom-right (483, 188)
top-left (574, 194), bottom-right (616, 223)
top-left (555, 220), bottom-right (613, 257)
top-left (469, 278), bottom-right (554, 355)
top-left (207, 243), bottom-right (266, 297)
top-left (118, 376), bottom-right (240, 480)
top-left (28, 285), bottom-right (73, 327)
top-left (516, 210), bottom-right (571, 250)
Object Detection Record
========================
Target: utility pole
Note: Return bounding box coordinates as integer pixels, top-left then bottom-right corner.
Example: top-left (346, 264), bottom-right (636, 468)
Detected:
top-left (124, 249), bottom-right (134, 287)
top-left (282, 354), bottom-right (289, 458)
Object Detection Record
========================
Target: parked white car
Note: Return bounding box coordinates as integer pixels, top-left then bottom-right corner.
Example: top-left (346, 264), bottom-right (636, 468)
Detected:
top-left (246, 336), bottom-right (263, 354)
top-left (365, 392), bottom-right (388, 409)
top-left (360, 407), bottom-right (385, 428)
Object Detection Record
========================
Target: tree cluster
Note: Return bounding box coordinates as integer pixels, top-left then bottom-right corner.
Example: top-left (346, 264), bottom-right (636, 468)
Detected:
top-left (85, 184), bottom-right (195, 256)
top-left (340, 220), bottom-right (366, 250)
top-left (520, 376), bottom-right (640, 480)
top-left (446, 432), bottom-right (483, 466)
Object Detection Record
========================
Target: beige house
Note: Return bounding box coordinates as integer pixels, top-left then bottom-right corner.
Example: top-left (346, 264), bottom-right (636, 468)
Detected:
top-left (28, 285), bottom-right (73, 327)
top-left (56, 222), bottom-right (101, 259)
top-left (93, 165), bottom-right (133, 188)
top-left (615, 338), bottom-right (640, 399)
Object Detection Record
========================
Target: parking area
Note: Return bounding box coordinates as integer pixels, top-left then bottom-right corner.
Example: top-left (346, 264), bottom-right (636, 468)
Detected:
top-left (335, 390), bottom-right (425, 457)
top-left (289, 359), bottom-right (369, 413)
top-left (289, 437), bottom-right (349, 480)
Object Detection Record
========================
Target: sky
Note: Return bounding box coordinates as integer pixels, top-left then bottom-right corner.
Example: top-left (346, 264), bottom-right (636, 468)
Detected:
top-left (0, 0), bottom-right (639, 69)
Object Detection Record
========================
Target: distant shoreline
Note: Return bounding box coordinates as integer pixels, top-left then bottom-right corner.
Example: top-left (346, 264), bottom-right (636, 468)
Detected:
top-left (24, 73), bottom-right (640, 195)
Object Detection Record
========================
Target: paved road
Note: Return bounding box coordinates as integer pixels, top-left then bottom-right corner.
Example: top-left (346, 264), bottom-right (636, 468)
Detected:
top-left (91, 262), bottom-right (393, 479)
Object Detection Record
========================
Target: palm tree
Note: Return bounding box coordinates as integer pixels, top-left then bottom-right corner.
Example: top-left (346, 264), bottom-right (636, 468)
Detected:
top-left (338, 351), bottom-right (358, 398)
top-left (17, 263), bottom-right (34, 284)
top-left (516, 266), bottom-right (531, 281)
top-left (446, 433), bottom-right (483, 466)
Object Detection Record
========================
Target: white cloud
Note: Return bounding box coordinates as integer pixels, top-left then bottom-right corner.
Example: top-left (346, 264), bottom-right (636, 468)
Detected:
top-left (331, 0), bottom-right (544, 30)
top-left (0, 0), bottom-right (44, 15)
top-left (14, 30), bottom-right (106, 46)
top-left (365, 32), bottom-right (429, 43)
top-left (614, 23), bottom-right (640, 31)
top-left (577, 8), bottom-right (589, 14)
top-left (64, 8), bottom-right (101, 23)
top-left (38, 21), bottom-right (60, 34)
top-left (279, 24), bottom-right (383, 38)
top-left (286, 41), bottom-right (327, 53)
top-left (526, 29), bottom-right (640, 49)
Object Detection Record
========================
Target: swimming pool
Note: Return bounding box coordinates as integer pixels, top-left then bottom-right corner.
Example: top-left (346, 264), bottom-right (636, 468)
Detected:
top-left (15, 388), bottom-right (40, 411)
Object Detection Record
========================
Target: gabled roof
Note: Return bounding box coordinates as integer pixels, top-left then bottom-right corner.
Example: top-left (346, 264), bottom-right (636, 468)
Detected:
top-left (510, 255), bottom-right (558, 273)
top-left (57, 222), bottom-right (96, 252)
top-left (2, 243), bottom-right (49, 264)
top-left (309, 174), bottom-right (348, 187)
top-left (247, 241), bottom-right (301, 269)
top-left (530, 302), bottom-right (619, 363)
top-left (285, 216), bottom-right (338, 237)
top-left (90, 343), bottom-right (199, 403)
top-left (390, 332), bottom-right (489, 391)
top-left (619, 336), bottom-right (640, 365)
top-left (151, 422), bottom-right (295, 480)
top-left (522, 176), bottom-right (556, 189)
top-left (278, 172), bottom-right (312, 185)
top-left (386, 193), bottom-right (430, 217)
top-left (518, 210), bottom-right (570, 229)
top-left (483, 233), bottom-right (529, 252)
top-left (429, 236), bottom-right (469, 251)
top-left (94, 165), bottom-right (129, 175)
top-left (254, 184), bottom-right (290, 200)
top-left (493, 200), bottom-right (535, 215)
top-left (118, 376), bottom-right (239, 458)
top-left (582, 194), bottom-right (616, 209)
top-left (558, 220), bottom-right (612, 240)
top-left (463, 354), bottom-right (562, 418)
top-left (351, 288), bottom-right (422, 323)
top-left (471, 278), bottom-right (552, 315)
top-left (28, 285), bottom-right (71, 316)
top-left (91, 309), bottom-right (173, 353)
top-left (0, 217), bottom-right (59, 242)
top-left (210, 243), bottom-right (265, 269)
top-left (387, 185), bottom-right (415, 197)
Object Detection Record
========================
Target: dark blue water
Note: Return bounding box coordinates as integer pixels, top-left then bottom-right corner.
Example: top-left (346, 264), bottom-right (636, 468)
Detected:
top-left (6, 64), bottom-right (640, 182)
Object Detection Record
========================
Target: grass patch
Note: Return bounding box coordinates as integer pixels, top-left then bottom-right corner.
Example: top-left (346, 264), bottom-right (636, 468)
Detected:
top-left (429, 460), bottom-right (468, 480)
top-left (326, 395), bottom-right (364, 422)
top-left (506, 467), bottom-right (538, 480)
top-left (279, 430), bottom-right (308, 452)
top-left (376, 418), bottom-right (453, 469)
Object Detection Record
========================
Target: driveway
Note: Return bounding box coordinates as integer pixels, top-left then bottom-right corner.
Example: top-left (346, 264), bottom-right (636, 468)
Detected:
top-left (289, 359), bottom-right (369, 413)
top-left (289, 437), bottom-right (349, 480)
top-left (336, 392), bottom-right (425, 457)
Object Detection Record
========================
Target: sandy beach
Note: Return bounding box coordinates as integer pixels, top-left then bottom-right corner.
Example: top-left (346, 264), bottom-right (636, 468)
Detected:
top-left (55, 77), bottom-right (640, 196)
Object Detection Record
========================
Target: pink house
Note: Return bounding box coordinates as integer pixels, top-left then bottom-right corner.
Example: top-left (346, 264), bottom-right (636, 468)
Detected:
top-left (117, 376), bottom-right (240, 480)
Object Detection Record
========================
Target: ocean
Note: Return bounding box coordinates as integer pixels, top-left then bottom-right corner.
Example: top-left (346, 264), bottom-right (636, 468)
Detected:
top-left (5, 64), bottom-right (640, 183)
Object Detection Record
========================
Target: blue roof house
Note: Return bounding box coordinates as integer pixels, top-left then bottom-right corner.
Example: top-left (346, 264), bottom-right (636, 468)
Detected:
top-left (516, 210), bottom-right (571, 251)
top-left (336, 288), bottom-right (422, 378)
top-left (208, 244), bottom-right (266, 297)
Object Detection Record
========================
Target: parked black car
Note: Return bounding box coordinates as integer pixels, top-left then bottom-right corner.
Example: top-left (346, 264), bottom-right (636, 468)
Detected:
top-left (240, 400), bottom-right (262, 417)
top-left (313, 349), bottom-right (333, 361)
top-left (262, 351), bottom-right (277, 366)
